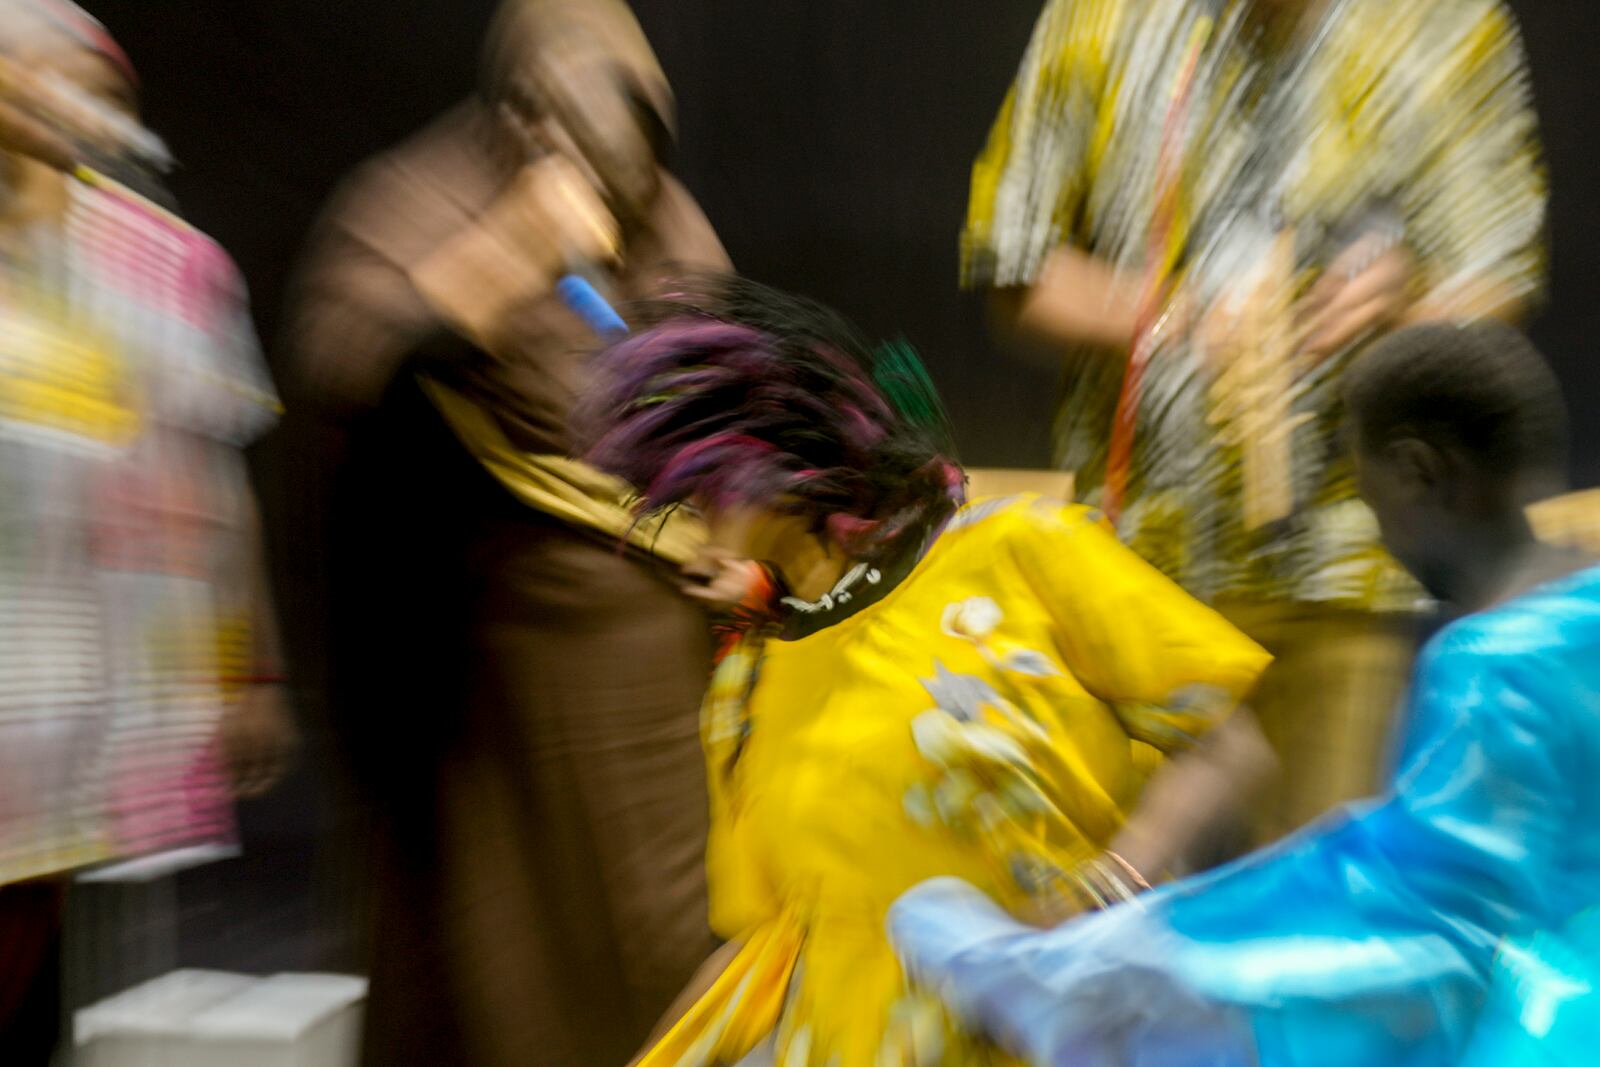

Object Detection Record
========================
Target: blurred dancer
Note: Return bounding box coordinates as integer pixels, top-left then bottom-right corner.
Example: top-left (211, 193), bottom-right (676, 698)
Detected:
top-left (287, 1), bottom-right (727, 1063)
top-left (0, 2), bottom-right (289, 1057)
top-left (580, 277), bottom-right (1271, 1066)
top-left (967, 0), bottom-right (1546, 848)
top-left (893, 322), bottom-right (1595, 1067)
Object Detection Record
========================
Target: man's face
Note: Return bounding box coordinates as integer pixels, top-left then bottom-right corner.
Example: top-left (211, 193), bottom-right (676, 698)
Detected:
top-left (1352, 430), bottom-right (1444, 596)
top-left (539, 59), bottom-right (662, 223)
top-left (489, 5), bottom-right (664, 225)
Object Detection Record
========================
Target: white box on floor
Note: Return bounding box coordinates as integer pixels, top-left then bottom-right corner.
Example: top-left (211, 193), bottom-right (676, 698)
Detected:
top-left (74, 971), bottom-right (367, 1067)
top-left (180, 974), bottom-right (367, 1067)
top-left (75, 969), bottom-right (258, 1067)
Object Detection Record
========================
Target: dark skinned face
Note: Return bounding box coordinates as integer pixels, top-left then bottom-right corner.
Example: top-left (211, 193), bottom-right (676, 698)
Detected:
top-left (489, 10), bottom-right (666, 230)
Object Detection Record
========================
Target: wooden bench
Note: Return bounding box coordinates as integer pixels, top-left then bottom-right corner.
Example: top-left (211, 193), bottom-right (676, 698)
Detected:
top-left (1529, 489), bottom-right (1600, 555)
top-left (964, 468), bottom-right (1076, 504)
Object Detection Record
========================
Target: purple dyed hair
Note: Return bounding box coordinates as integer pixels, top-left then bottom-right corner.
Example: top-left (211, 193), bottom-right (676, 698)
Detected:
top-left (576, 275), bottom-right (964, 563)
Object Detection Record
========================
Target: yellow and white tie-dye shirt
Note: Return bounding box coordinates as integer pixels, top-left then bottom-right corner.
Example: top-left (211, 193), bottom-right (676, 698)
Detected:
top-left (966, 0), bottom-right (1545, 610)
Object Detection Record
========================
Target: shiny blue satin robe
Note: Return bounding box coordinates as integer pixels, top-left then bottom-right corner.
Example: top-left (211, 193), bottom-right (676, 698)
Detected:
top-left (1457, 906), bottom-right (1600, 1067)
top-left (891, 566), bottom-right (1600, 1067)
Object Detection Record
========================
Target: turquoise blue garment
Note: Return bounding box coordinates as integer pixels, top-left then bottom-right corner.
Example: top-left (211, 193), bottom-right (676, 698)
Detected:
top-left (891, 566), bottom-right (1600, 1067)
top-left (1458, 908), bottom-right (1600, 1067)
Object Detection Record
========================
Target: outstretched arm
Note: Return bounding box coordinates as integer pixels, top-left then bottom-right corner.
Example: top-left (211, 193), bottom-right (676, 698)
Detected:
top-left (1107, 706), bottom-right (1273, 882)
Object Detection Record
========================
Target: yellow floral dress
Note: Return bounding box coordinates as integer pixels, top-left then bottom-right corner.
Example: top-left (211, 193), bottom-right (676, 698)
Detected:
top-left (640, 496), bottom-right (1271, 1066)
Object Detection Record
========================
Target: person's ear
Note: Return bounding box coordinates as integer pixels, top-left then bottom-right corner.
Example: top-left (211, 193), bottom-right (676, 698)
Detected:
top-left (1387, 437), bottom-right (1448, 501)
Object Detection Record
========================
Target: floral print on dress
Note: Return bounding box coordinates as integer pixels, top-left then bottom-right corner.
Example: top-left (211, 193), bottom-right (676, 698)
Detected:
top-left (906, 593), bottom-right (1237, 924)
top-left (703, 638), bottom-right (766, 786)
top-left (652, 497), bottom-right (1270, 1067)
top-left (874, 988), bottom-right (952, 1067)
top-left (1112, 682), bottom-right (1239, 753)
top-left (941, 597), bottom-right (1065, 681)
top-left (905, 598), bottom-right (1091, 919)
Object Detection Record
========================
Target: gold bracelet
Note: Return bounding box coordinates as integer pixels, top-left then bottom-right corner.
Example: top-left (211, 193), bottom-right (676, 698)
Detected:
top-left (1101, 850), bottom-right (1153, 892)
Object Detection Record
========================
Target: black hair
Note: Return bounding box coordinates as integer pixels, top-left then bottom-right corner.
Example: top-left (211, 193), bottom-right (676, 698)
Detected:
top-left (1344, 321), bottom-right (1568, 484)
top-left (579, 274), bottom-right (965, 565)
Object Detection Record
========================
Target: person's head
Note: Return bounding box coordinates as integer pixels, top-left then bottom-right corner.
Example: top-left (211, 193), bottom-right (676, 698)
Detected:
top-left (580, 275), bottom-right (965, 596)
top-left (3, 0), bottom-right (137, 112)
top-left (1343, 321), bottom-right (1567, 599)
top-left (480, 0), bottom-right (672, 227)
top-left (0, 0), bottom-right (162, 195)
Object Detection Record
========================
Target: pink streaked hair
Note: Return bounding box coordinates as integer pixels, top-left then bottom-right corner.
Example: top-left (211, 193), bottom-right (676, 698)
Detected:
top-left (578, 275), bottom-right (964, 564)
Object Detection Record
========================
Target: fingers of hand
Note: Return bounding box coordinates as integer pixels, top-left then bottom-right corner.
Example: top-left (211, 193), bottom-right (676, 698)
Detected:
top-left (681, 559), bottom-right (765, 608)
top-left (1303, 288), bottom-right (1404, 356)
top-left (224, 692), bottom-right (299, 799)
top-left (506, 159), bottom-right (621, 265)
top-left (682, 570), bottom-right (753, 607)
top-left (1301, 251), bottom-right (1410, 355)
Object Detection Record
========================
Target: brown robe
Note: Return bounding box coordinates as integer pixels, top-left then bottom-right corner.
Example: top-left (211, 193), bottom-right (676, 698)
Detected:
top-left (288, 106), bottom-right (728, 1065)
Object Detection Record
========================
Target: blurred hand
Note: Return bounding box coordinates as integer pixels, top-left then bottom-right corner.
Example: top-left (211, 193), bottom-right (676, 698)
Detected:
top-left (0, 56), bottom-right (75, 169)
top-left (0, 95), bottom-right (73, 170)
top-left (1299, 237), bottom-right (1413, 361)
top-left (496, 152), bottom-right (622, 268)
top-left (221, 683), bottom-right (298, 799)
top-left (681, 554), bottom-right (770, 611)
top-left (0, 52), bottom-right (149, 171)
top-left (1017, 853), bottom-right (1150, 927)
top-left (409, 155), bottom-right (620, 347)
top-left (1195, 241), bottom-right (1293, 375)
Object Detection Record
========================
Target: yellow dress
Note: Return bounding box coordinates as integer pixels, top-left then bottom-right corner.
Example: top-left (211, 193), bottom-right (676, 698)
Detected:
top-left (641, 496), bottom-right (1271, 1066)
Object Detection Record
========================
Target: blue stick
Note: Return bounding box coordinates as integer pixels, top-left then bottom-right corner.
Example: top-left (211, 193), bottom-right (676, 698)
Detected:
top-left (556, 274), bottom-right (628, 340)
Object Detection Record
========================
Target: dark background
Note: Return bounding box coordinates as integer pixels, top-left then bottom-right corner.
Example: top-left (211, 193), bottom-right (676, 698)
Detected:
top-left (76, 0), bottom-right (1600, 980)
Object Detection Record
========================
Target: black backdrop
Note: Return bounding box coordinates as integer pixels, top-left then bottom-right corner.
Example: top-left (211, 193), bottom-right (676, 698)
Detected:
top-left (75, 0), bottom-right (1600, 976)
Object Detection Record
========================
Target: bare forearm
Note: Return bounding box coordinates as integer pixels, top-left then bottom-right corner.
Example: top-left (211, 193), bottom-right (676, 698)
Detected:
top-left (1109, 709), bottom-right (1275, 879)
top-left (1405, 276), bottom-right (1530, 328)
top-left (1010, 246), bottom-right (1143, 350)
